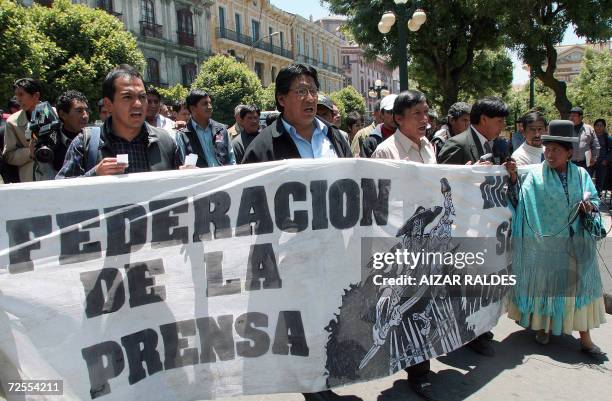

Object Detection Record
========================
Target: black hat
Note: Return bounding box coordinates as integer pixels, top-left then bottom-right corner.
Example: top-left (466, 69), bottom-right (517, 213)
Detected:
top-left (570, 106), bottom-right (583, 116)
top-left (541, 120), bottom-right (579, 143)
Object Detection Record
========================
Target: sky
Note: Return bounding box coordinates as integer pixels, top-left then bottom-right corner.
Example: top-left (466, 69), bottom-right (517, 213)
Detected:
top-left (270, 0), bottom-right (585, 85)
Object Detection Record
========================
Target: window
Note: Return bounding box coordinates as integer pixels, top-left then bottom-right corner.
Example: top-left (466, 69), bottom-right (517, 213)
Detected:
top-left (146, 58), bottom-right (160, 84)
top-left (177, 9), bottom-right (193, 34)
top-left (269, 27), bottom-right (274, 42)
top-left (235, 13), bottom-right (241, 36)
top-left (218, 6), bottom-right (226, 30)
top-left (252, 20), bottom-right (260, 42)
top-left (279, 31), bottom-right (284, 49)
top-left (271, 66), bottom-right (277, 83)
top-left (182, 63), bottom-right (197, 86)
top-left (304, 34), bottom-right (309, 57)
top-left (254, 62), bottom-right (264, 82)
top-left (97, 0), bottom-right (113, 12)
top-left (296, 34), bottom-right (302, 55)
top-left (141, 0), bottom-right (155, 23)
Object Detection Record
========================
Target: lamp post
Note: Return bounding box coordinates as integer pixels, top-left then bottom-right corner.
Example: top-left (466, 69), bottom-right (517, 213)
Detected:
top-left (377, 1), bottom-right (426, 91)
top-left (247, 31), bottom-right (280, 69)
top-left (368, 79), bottom-right (390, 99)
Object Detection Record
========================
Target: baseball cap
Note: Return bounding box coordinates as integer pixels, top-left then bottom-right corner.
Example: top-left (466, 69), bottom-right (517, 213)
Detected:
top-left (569, 106), bottom-right (583, 116)
top-left (380, 94), bottom-right (397, 112)
top-left (317, 94), bottom-right (334, 111)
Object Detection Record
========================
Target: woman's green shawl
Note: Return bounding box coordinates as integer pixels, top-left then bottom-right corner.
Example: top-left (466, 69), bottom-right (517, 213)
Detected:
top-left (510, 161), bottom-right (603, 334)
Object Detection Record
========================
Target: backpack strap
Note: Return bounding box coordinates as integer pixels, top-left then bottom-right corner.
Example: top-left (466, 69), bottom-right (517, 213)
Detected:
top-left (83, 126), bottom-right (101, 173)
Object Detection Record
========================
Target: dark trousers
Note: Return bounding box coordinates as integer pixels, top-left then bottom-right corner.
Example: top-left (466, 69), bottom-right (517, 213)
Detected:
top-left (405, 360), bottom-right (431, 380)
top-left (594, 161), bottom-right (608, 195)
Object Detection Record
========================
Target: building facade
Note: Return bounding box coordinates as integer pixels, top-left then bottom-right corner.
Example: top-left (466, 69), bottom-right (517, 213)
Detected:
top-left (65, 0), bottom-right (215, 87)
top-left (291, 15), bottom-right (344, 93)
top-left (552, 41), bottom-right (611, 82)
top-left (210, 0), bottom-right (293, 87)
top-left (317, 17), bottom-right (399, 111)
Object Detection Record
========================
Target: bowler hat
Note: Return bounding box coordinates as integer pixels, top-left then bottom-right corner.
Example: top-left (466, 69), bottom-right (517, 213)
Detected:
top-left (541, 120), bottom-right (579, 143)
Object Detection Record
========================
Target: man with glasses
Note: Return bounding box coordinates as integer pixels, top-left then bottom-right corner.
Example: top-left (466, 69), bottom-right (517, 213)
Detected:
top-left (242, 64), bottom-right (351, 163)
top-left (242, 63), bottom-right (351, 401)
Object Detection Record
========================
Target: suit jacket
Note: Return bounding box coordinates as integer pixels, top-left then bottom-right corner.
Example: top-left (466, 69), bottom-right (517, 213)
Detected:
top-left (176, 118), bottom-right (233, 168)
top-left (241, 117), bottom-right (352, 163)
top-left (2, 110), bottom-right (34, 182)
top-left (438, 127), bottom-right (509, 165)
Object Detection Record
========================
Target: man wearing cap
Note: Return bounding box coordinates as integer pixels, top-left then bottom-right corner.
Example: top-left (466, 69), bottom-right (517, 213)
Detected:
top-left (316, 94), bottom-right (350, 143)
top-left (359, 94), bottom-right (398, 158)
top-left (569, 106), bottom-right (599, 172)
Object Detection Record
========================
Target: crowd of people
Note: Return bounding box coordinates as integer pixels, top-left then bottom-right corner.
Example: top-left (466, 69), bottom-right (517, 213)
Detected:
top-left (0, 63), bottom-right (608, 401)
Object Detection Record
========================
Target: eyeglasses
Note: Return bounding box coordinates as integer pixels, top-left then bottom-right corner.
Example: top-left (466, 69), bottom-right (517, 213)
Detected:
top-left (290, 86), bottom-right (318, 98)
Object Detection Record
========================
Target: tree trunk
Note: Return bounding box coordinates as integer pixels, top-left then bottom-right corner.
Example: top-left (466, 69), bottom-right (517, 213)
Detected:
top-left (537, 70), bottom-right (573, 119)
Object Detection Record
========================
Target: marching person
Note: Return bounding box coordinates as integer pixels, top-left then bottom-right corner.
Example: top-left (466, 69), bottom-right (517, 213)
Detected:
top-left (241, 63), bottom-right (350, 401)
top-left (372, 90), bottom-right (438, 401)
top-left (511, 111), bottom-right (546, 166)
top-left (57, 65), bottom-right (182, 178)
top-left (505, 120), bottom-right (607, 361)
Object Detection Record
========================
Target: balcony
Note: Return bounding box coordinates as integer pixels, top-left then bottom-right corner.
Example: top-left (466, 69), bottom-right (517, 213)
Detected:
top-left (216, 27), bottom-right (293, 59)
top-left (140, 21), bottom-right (163, 39)
top-left (177, 31), bottom-right (195, 47)
top-left (296, 54), bottom-right (342, 74)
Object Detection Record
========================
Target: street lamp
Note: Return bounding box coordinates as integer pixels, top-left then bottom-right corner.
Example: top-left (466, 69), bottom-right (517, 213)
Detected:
top-left (377, 1), bottom-right (427, 91)
top-left (247, 31), bottom-right (280, 69)
top-left (368, 79), bottom-right (390, 99)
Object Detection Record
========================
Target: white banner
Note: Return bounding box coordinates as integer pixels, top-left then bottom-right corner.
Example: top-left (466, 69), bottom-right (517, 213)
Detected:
top-left (0, 159), bottom-right (512, 401)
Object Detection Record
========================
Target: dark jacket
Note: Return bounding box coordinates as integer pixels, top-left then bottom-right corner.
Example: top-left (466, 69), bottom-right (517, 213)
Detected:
top-left (176, 118), bottom-right (233, 167)
top-left (242, 117), bottom-right (352, 163)
top-left (360, 134), bottom-right (384, 158)
top-left (55, 118), bottom-right (178, 178)
top-left (437, 127), bottom-right (509, 165)
top-left (232, 129), bottom-right (258, 164)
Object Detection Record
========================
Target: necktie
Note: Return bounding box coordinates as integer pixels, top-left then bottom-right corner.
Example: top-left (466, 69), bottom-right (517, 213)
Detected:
top-left (484, 141), bottom-right (492, 154)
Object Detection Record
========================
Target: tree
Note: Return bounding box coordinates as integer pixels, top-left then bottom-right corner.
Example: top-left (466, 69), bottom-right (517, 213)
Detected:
top-left (191, 55), bottom-right (264, 125)
top-left (411, 47), bottom-right (513, 112)
top-left (330, 86), bottom-right (367, 130)
top-left (260, 83), bottom-right (276, 111)
top-left (154, 84), bottom-right (189, 104)
top-left (0, 0), bottom-right (59, 102)
top-left (568, 49), bottom-right (612, 123)
top-left (325, 0), bottom-right (513, 112)
top-left (0, 0), bottom-right (144, 105)
top-left (499, 0), bottom-right (612, 118)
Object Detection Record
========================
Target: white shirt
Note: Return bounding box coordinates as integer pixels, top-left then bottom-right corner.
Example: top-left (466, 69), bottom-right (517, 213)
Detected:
top-left (372, 130), bottom-right (437, 164)
top-left (512, 142), bottom-right (544, 166)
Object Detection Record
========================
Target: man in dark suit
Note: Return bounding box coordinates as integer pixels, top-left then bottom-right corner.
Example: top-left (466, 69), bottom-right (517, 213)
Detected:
top-left (242, 64), bottom-right (351, 163)
top-left (438, 97), bottom-right (509, 166)
top-left (438, 97), bottom-right (509, 359)
top-left (242, 63), bottom-right (350, 401)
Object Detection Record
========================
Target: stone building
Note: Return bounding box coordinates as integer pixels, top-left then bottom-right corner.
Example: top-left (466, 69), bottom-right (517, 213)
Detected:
top-left (210, 0), bottom-right (293, 87)
top-left (64, 0), bottom-right (215, 87)
top-left (552, 41), bottom-right (611, 82)
top-left (292, 15), bottom-right (344, 93)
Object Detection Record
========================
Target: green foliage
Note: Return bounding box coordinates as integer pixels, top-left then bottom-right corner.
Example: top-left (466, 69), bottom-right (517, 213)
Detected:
top-left (155, 84), bottom-right (189, 104)
top-left (330, 86), bottom-right (366, 130)
top-left (503, 49), bottom-right (611, 126)
top-left (192, 55), bottom-right (264, 125)
top-left (0, 0), bottom-right (144, 107)
top-left (568, 49), bottom-right (612, 123)
top-left (503, 81), bottom-right (559, 125)
top-left (0, 0), bottom-right (60, 102)
top-left (325, 0), bottom-right (513, 111)
top-left (498, 0), bottom-right (612, 116)
top-left (260, 83), bottom-right (277, 111)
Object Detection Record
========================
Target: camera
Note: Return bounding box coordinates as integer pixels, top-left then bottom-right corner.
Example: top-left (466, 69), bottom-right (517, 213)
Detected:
top-left (27, 101), bottom-right (61, 163)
